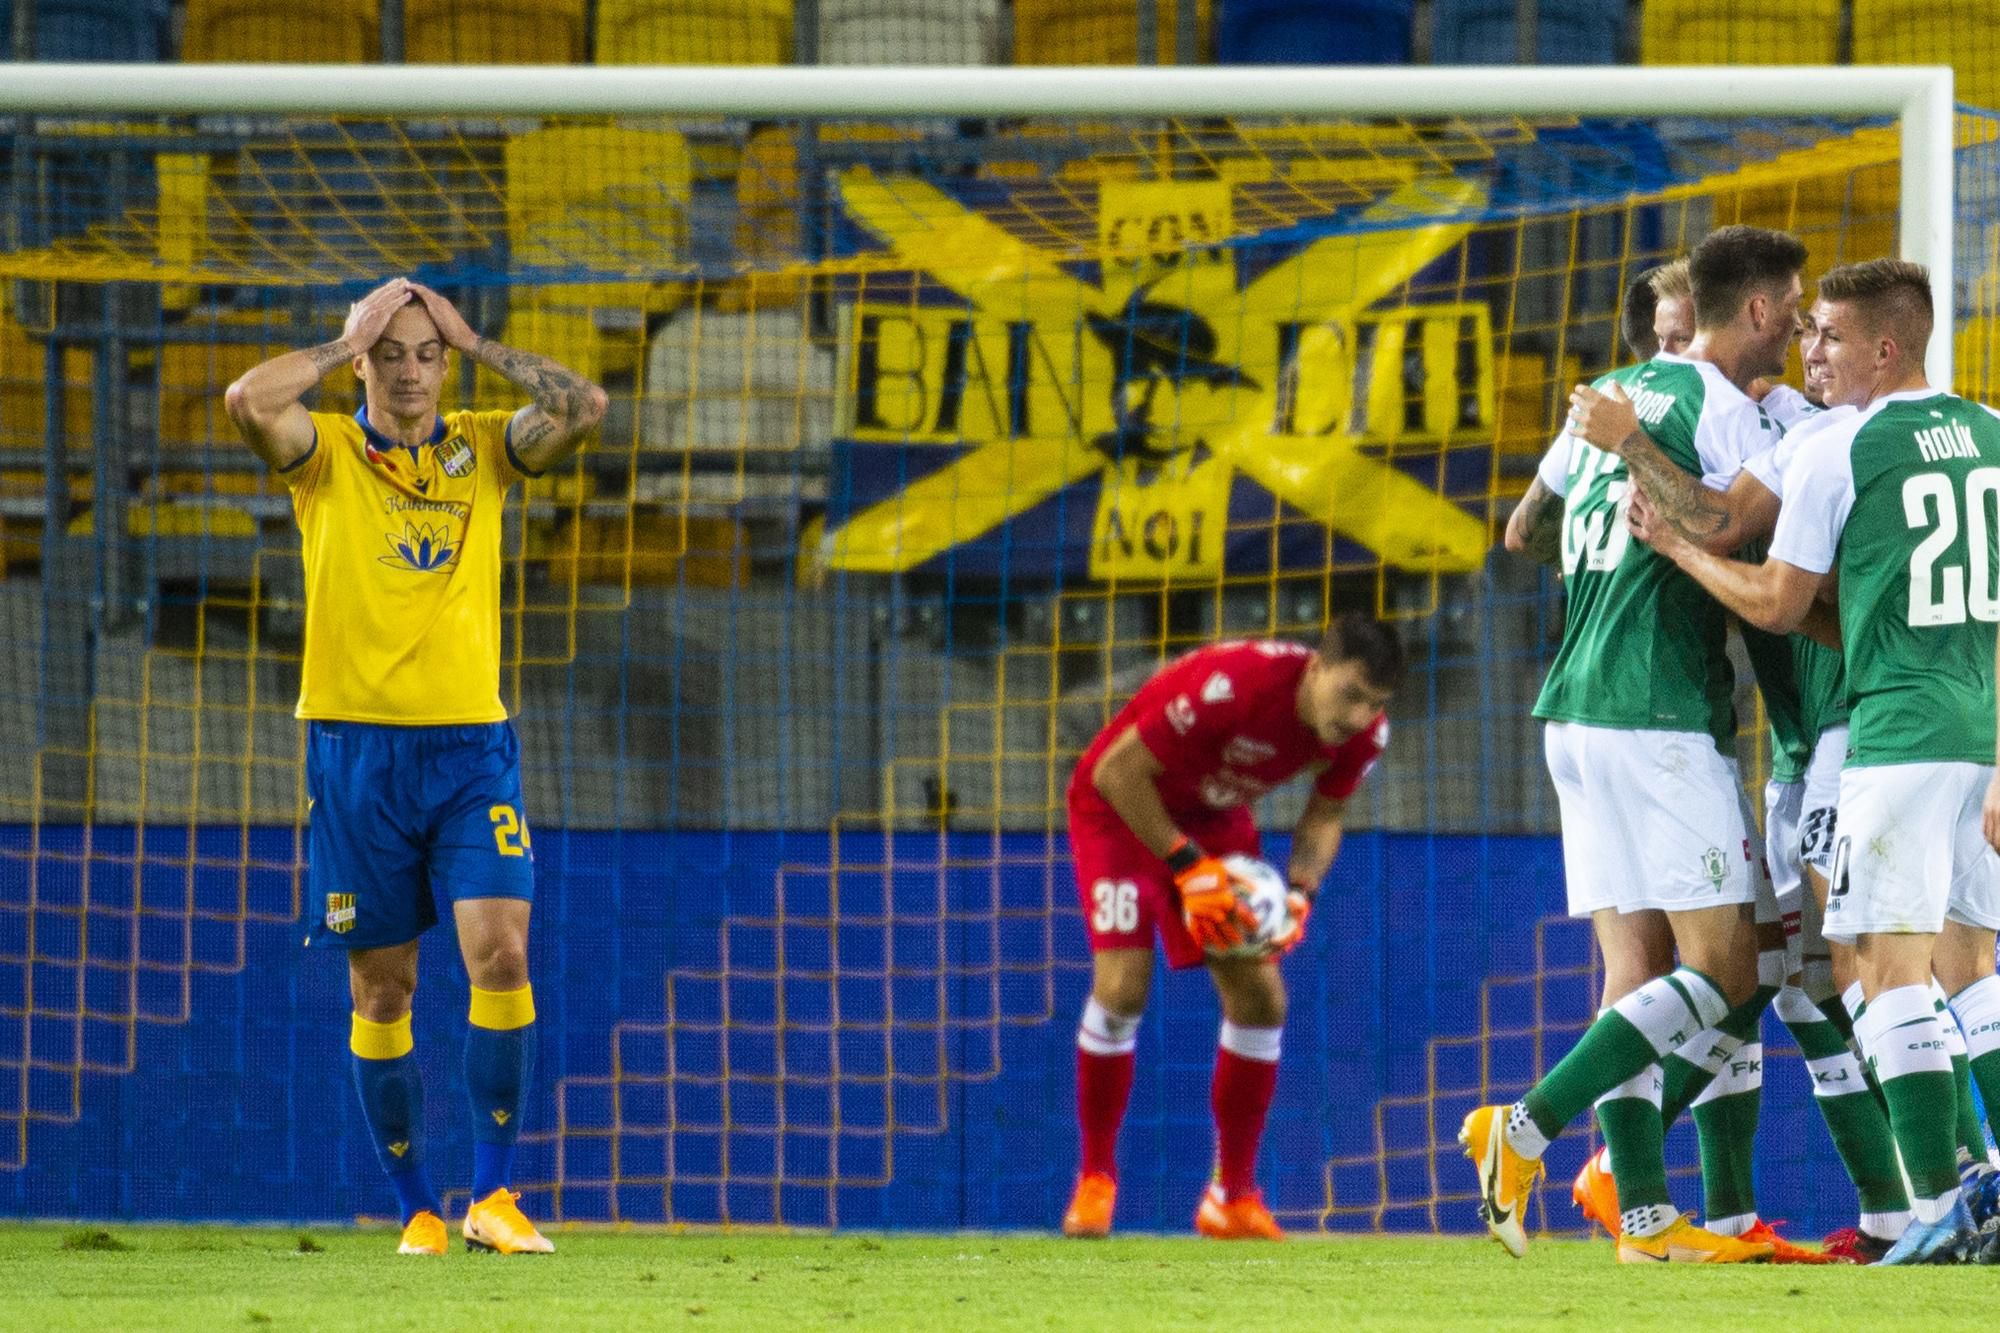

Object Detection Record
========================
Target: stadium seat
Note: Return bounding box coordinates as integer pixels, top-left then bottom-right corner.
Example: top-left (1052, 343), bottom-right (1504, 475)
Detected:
top-left (1013, 0), bottom-right (1211, 65)
top-left (1432, 0), bottom-right (1621, 64)
top-left (1853, 0), bottom-right (2000, 111)
top-left (594, 0), bottom-right (793, 64)
top-left (1216, 0), bottom-right (1410, 64)
top-left (818, 0), bottom-right (1002, 64)
top-left (1641, 0), bottom-right (1838, 66)
top-left (404, 0), bottom-right (585, 64)
top-left (0, 313), bottom-right (92, 454)
top-left (182, 0), bottom-right (380, 62)
top-left (0, 0), bottom-right (168, 60)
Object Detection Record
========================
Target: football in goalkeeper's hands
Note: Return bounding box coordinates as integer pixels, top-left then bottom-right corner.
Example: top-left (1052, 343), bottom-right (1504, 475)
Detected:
top-left (1209, 855), bottom-right (1294, 959)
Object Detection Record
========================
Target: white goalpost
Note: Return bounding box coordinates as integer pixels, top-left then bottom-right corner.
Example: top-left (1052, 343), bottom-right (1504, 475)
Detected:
top-left (0, 62), bottom-right (1959, 379)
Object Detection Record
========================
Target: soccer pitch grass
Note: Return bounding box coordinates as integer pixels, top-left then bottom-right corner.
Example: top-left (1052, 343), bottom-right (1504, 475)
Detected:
top-left (2, 1224), bottom-right (1997, 1331)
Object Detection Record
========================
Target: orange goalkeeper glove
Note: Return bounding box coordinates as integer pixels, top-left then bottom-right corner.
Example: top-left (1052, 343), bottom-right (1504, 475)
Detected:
top-left (1273, 889), bottom-right (1313, 956)
top-left (1167, 836), bottom-right (1255, 951)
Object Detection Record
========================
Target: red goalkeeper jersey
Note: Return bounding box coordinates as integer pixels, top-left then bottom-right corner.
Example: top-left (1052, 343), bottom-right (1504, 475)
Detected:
top-left (1067, 639), bottom-right (1387, 823)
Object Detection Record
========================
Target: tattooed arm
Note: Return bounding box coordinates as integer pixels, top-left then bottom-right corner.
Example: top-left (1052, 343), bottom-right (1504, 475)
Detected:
top-left (406, 283), bottom-right (608, 476)
top-left (225, 276), bottom-right (411, 470)
top-left (1503, 476), bottom-right (1565, 568)
top-left (1564, 381), bottom-right (1781, 553)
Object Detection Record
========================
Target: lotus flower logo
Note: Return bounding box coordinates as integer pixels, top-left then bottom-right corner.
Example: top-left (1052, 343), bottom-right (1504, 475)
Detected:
top-left (380, 521), bottom-right (459, 573)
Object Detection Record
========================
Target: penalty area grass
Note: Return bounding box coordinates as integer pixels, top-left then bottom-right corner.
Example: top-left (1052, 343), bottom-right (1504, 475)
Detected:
top-left (0, 1224), bottom-right (1993, 1331)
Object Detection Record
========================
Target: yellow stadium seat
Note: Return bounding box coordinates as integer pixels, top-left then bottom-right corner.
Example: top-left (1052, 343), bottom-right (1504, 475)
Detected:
top-left (1640, 0), bottom-right (1839, 65)
top-left (1853, 0), bottom-right (2000, 111)
top-left (0, 316), bottom-right (92, 453)
top-left (501, 124), bottom-right (694, 327)
top-left (181, 0), bottom-right (380, 62)
top-left (1013, 0), bottom-right (1210, 65)
top-left (404, 0), bottom-right (585, 64)
top-left (157, 320), bottom-right (286, 452)
top-left (594, 0), bottom-right (792, 64)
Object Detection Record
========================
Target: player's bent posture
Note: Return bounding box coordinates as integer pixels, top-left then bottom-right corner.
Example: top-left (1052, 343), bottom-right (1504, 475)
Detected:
top-left (1630, 259), bottom-right (2000, 1265)
top-left (1478, 226), bottom-right (1807, 1264)
top-left (225, 277), bottom-right (607, 1256)
top-left (1060, 617), bottom-right (1402, 1240)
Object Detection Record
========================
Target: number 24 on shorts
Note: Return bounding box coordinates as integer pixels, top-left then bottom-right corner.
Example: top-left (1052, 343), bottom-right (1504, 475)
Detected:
top-left (1091, 879), bottom-right (1139, 933)
top-left (489, 804), bottom-right (532, 858)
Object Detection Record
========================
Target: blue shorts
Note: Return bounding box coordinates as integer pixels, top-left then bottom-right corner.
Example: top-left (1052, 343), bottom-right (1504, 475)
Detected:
top-left (303, 721), bottom-right (535, 951)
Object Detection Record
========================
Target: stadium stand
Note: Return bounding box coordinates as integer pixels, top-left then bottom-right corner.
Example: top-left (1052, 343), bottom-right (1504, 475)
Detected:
top-left (818, 0), bottom-right (1004, 64)
top-left (1216, 0), bottom-right (1412, 64)
top-left (1013, 0), bottom-right (1209, 64)
top-left (1852, 0), bottom-right (2000, 112)
top-left (593, 0), bottom-right (795, 64)
top-left (180, 0), bottom-right (381, 62)
top-left (403, 0), bottom-right (587, 64)
top-left (1431, 0), bottom-right (1623, 64)
top-left (0, 0), bottom-right (168, 60)
top-left (1640, 0), bottom-right (1841, 65)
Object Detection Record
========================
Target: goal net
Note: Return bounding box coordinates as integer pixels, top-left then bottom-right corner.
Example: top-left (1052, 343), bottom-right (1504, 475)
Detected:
top-left (0, 66), bottom-right (1989, 1233)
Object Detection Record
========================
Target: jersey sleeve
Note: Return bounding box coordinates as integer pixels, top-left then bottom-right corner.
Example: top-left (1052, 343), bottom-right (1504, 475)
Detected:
top-left (1768, 427), bottom-right (1857, 575)
top-left (467, 409), bottom-right (536, 487)
top-left (1693, 397), bottom-right (1779, 493)
top-left (1759, 384), bottom-right (1821, 430)
top-left (1314, 715), bottom-right (1388, 800)
top-left (1536, 434), bottom-right (1573, 498)
top-left (279, 413), bottom-right (335, 498)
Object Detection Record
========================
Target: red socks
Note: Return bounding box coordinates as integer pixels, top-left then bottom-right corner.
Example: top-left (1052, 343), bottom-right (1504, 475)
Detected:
top-left (1212, 1023), bottom-right (1282, 1200)
top-left (1076, 998), bottom-right (1141, 1179)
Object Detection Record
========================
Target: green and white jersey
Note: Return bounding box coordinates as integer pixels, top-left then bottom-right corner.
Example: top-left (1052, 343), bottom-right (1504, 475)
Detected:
top-left (1770, 389), bottom-right (2000, 768)
top-left (1740, 407), bottom-right (1857, 781)
top-left (1533, 355), bottom-right (1784, 746)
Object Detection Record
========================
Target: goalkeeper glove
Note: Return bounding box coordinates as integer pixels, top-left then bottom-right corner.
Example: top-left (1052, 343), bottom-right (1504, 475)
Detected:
top-left (1166, 836), bottom-right (1254, 951)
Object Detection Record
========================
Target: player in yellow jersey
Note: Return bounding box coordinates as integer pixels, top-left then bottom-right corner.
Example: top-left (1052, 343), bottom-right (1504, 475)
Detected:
top-left (225, 277), bottom-right (607, 1256)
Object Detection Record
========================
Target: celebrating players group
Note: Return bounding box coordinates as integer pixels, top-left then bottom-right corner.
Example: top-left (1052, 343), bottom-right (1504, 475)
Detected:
top-left (1057, 225), bottom-right (2000, 1267)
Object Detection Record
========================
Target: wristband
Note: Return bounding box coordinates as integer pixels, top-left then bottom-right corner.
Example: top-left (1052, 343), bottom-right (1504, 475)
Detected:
top-left (1163, 836), bottom-right (1203, 876)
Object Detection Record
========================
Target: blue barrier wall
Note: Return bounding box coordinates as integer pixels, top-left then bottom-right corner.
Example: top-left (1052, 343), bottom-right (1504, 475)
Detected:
top-left (1, 826), bottom-right (1853, 1234)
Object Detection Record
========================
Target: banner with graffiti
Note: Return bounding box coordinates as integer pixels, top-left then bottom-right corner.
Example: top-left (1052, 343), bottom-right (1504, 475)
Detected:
top-left (817, 169), bottom-right (1496, 582)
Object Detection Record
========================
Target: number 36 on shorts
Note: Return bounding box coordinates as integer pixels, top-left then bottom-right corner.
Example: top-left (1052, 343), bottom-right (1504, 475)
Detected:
top-left (1091, 879), bottom-right (1140, 933)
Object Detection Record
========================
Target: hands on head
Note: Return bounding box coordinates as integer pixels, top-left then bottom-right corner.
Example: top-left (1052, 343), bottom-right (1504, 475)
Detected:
top-left (341, 278), bottom-right (479, 356)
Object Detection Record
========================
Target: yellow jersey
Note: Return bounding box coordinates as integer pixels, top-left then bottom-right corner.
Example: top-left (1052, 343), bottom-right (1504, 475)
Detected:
top-left (280, 407), bottom-right (529, 724)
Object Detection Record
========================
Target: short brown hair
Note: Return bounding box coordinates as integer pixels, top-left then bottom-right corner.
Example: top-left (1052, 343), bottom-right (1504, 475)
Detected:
top-left (1620, 271), bottom-right (1661, 360)
top-left (1689, 225), bottom-right (1808, 330)
top-left (1816, 258), bottom-right (1934, 354)
top-left (1317, 614), bottom-right (1406, 690)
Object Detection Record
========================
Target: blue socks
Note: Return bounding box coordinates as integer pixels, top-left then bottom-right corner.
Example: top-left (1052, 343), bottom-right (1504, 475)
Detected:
top-left (350, 1012), bottom-right (442, 1224)
top-left (465, 984), bottom-right (537, 1199)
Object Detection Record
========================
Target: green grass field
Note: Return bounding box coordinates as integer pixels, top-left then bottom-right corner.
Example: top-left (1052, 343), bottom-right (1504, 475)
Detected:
top-left (1, 1224), bottom-right (1995, 1331)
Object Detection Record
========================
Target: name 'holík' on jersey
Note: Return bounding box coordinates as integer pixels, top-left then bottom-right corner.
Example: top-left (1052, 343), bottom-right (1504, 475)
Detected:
top-left (1771, 390), bottom-right (2000, 767)
top-left (1532, 355), bottom-right (1783, 747)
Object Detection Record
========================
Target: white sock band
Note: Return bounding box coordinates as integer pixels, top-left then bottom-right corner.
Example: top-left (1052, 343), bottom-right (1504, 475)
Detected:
top-left (1806, 1049), bottom-right (1868, 1099)
top-left (1218, 1021), bottom-right (1282, 1064)
top-left (1951, 975), bottom-right (2000, 1062)
top-left (1614, 968), bottom-right (1727, 1058)
top-left (1595, 1063), bottom-right (1663, 1108)
top-left (1859, 985), bottom-right (1952, 1083)
top-left (1078, 997), bottom-right (1141, 1056)
top-left (1931, 981), bottom-right (1969, 1058)
top-left (1758, 948), bottom-right (1788, 990)
top-left (1672, 1027), bottom-right (1744, 1078)
top-left (1842, 980), bottom-right (1865, 1024)
top-left (1693, 1043), bottom-right (1763, 1107)
top-left (1773, 985), bottom-right (1824, 1028)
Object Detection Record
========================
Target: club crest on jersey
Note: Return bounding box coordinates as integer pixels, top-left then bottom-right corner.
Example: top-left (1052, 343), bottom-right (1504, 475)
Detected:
top-left (1700, 846), bottom-right (1727, 889)
top-left (325, 893), bottom-right (356, 934)
top-left (1166, 694), bottom-right (1197, 735)
top-left (1200, 672), bottom-right (1233, 705)
top-left (1222, 736), bottom-right (1275, 766)
top-left (437, 433), bottom-right (476, 478)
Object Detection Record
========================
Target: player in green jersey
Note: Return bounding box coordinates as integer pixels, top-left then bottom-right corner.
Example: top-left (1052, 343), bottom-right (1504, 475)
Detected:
top-left (1470, 227), bottom-right (1805, 1264)
top-left (1630, 259), bottom-right (2000, 1264)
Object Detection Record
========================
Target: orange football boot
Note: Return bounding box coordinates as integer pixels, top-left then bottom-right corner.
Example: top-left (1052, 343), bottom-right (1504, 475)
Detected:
top-left (1194, 1182), bottom-right (1284, 1240)
top-left (1573, 1145), bottom-right (1622, 1238)
top-left (1062, 1172), bottom-right (1116, 1238)
top-left (1740, 1219), bottom-right (1838, 1264)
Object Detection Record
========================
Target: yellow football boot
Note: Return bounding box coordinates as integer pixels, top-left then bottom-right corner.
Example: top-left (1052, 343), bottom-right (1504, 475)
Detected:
top-left (463, 1189), bottom-right (555, 1255)
top-left (396, 1210), bottom-right (447, 1256)
top-left (1616, 1215), bottom-right (1775, 1264)
top-left (1459, 1104), bottom-right (1545, 1258)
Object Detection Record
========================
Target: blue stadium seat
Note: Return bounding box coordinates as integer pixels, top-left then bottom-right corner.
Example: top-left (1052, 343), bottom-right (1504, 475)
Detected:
top-left (1216, 0), bottom-right (1412, 64)
top-left (0, 0), bottom-right (170, 60)
top-left (1432, 0), bottom-right (1623, 64)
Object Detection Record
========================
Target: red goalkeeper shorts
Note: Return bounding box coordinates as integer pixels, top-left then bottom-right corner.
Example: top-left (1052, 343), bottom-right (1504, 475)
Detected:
top-left (1067, 795), bottom-right (1258, 970)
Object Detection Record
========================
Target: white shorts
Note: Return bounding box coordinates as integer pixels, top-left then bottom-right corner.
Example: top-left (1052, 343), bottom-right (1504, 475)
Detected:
top-left (1764, 777), bottom-right (1804, 924)
top-left (1544, 722), bottom-right (1755, 917)
top-left (1824, 760), bottom-right (2000, 943)
top-left (1799, 725), bottom-right (1845, 877)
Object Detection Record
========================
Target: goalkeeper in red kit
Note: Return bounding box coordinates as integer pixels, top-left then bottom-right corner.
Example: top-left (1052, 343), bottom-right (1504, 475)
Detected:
top-left (1062, 615), bottom-right (1404, 1239)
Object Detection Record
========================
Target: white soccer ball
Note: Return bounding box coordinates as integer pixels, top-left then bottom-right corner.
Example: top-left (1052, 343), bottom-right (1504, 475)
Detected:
top-left (1209, 855), bottom-right (1294, 959)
